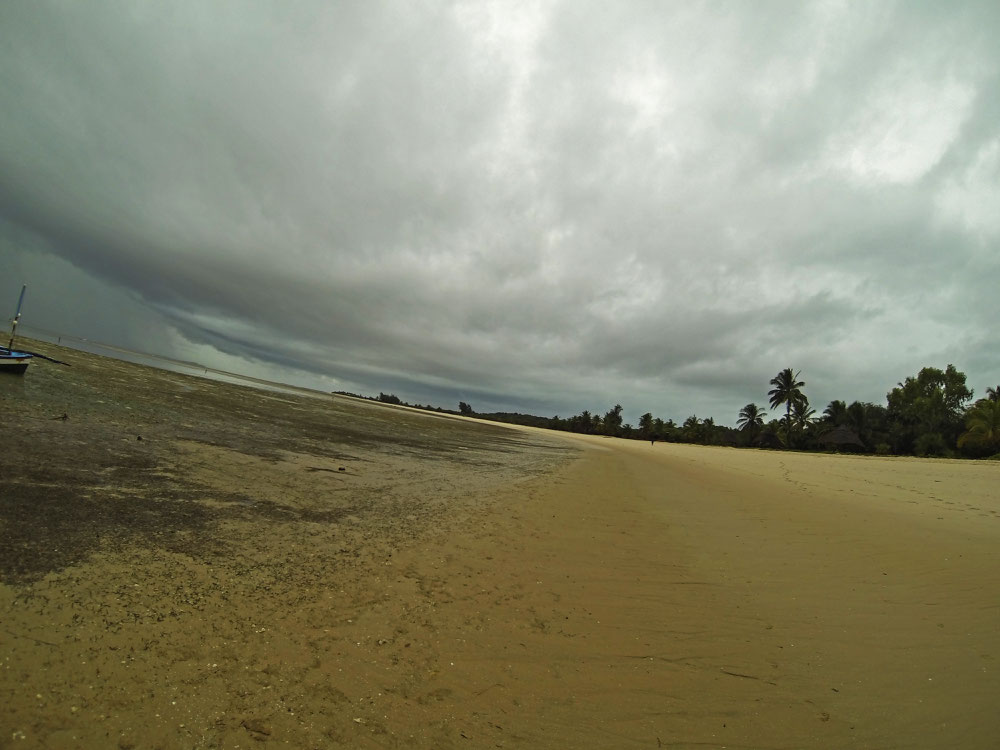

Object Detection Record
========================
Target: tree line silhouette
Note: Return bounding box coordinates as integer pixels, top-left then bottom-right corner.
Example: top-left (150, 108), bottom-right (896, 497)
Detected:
top-left (343, 364), bottom-right (999, 458)
top-left (463, 365), bottom-right (1000, 459)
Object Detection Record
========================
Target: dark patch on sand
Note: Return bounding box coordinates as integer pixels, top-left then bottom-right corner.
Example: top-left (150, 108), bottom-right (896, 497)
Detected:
top-left (0, 339), bottom-right (573, 584)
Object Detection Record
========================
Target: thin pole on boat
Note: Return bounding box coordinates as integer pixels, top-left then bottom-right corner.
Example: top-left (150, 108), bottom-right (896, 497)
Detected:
top-left (8, 284), bottom-right (26, 350)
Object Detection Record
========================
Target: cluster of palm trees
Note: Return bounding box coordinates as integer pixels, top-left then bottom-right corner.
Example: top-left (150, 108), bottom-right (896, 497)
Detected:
top-left (737, 368), bottom-right (812, 447)
top-left (736, 369), bottom-right (1000, 457)
top-left (467, 369), bottom-right (999, 458)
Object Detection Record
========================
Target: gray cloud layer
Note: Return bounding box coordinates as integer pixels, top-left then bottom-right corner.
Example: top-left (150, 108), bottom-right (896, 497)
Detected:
top-left (2, 1), bottom-right (998, 423)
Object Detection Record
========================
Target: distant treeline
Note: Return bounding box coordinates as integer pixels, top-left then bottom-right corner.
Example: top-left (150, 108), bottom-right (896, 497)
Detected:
top-left (335, 364), bottom-right (1000, 459)
top-left (332, 391), bottom-right (457, 414)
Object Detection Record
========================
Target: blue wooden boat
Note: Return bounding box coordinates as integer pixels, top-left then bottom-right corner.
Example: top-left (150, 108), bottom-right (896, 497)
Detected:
top-left (0, 347), bottom-right (32, 374)
top-left (2, 285), bottom-right (32, 375)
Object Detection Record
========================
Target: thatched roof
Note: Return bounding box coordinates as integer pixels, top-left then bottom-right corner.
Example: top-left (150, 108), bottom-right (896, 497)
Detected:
top-left (818, 425), bottom-right (865, 449)
top-left (754, 432), bottom-right (783, 449)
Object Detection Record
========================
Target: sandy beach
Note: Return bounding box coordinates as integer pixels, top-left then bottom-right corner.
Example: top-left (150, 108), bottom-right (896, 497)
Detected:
top-left (2, 342), bottom-right (999, 749)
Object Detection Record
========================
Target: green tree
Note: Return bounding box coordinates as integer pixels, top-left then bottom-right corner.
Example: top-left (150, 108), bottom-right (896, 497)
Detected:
top-left (768, 368), bottom-right (806, 447)
top-left (958, 399), bottom-right (1000, 456)
top-left (886, 365), bottom-right (973, 454)
top-left (823, 400), bottom-right (848, 426)
top-left (914, 432), bottom-right (949, 457)
top-left (638, 412), bottom-right (654, 440)
top-left (701, 417), bottom-right (716, 445)
top-left (791, 397), bottom-right (816, 445)
top-left (986, 385), bottom-right (999, 402)
top-left (681, 415), bottom-right (700, 443)
top-left (736, 403), bottom-right (765, 443)
top-left (602, 404), bottom-right (624, 436)
top-left (847, 400), bottom-right (868, 436)
top-left (458, 401), bottom-right (473, 416)
top-left (656, 418), bottom-right (678, 442)
top-left (844, 401), bottom-right (888, 450)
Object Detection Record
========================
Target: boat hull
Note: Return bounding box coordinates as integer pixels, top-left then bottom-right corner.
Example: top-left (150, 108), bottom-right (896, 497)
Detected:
top-left (0, 351), bottom-right (32, 374)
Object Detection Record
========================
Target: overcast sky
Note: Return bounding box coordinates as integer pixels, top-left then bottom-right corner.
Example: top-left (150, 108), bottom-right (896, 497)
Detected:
top-left (2, 1), bottom-right (998, 426)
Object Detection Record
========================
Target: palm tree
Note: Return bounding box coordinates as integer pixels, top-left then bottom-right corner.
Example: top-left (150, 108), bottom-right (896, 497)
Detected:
top-left (768, 368), bottom-right (805, 447)
top-left (846, 401), bottom-right (872, 447)
top-left (602, 404), bottom-right (623, 436)
top-left (791, 397), bottom-right (816, 440)
top-left (987, 385), bottom-right (1000, 402)
top-left (682, 415), bottom-right (700, 443)
top-left (736, 403), bottom-right (765, 442)
top-left (958, 399), bottom-right (1000, 454)
top-left (823, 400), bottom-right (848, 425)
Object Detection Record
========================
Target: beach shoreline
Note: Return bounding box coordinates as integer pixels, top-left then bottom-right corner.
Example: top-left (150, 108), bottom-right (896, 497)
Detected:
top-left (2, 341), bottom-right (999, 748)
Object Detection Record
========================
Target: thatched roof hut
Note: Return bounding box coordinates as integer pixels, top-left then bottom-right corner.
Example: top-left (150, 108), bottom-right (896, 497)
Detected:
top-left (818, 425), bottom-right (865, 451)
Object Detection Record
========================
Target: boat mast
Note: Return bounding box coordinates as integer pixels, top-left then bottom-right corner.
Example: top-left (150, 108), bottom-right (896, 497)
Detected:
top-left (8, 284), bottom-right (26, 350)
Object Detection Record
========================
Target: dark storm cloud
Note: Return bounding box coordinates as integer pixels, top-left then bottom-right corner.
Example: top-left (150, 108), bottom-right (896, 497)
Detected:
top-left (1, 0), bottom-right (998, 424)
